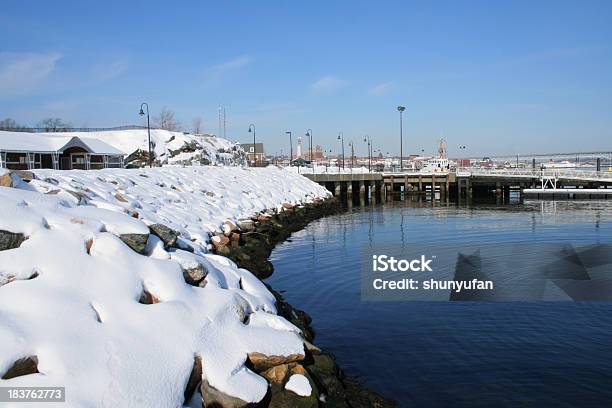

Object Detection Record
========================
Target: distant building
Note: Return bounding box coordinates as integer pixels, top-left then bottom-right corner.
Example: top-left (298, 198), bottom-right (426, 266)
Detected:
top-left (0, 131), bottom-right (124, 170)
top-left (311, 145), bottom-right (324, 160)
top-left (241, 142), bottom-right (265, 164)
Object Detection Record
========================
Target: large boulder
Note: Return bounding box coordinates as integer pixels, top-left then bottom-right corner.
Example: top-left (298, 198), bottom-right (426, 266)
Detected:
top-left (183, 263), bottom-right (207, 286)
top-left (222, 220), bottom-right (237, 236)
top-left (184, 355), bottom-right (202, 405)
top-left (236, 219), bottom-right (255, 232)
top-left (212, 234), bottom-right (230, 246)
top-left (247, 351), bottom-right (305, 372)
top-left (149, 223), bottom-right (179, 248)
top-left (0, 170), bottom-right (23, 188)
top-left (119, 233), bottom-right (149, 254)
top-left (200, 379), bottom-right (252, 408)
top-left (1, 356), bottom-right (39, 380)
top-left (12, 170), bottom-right (35, 182)
top-left (262, 364), bottom-right (319, 408)
top-left (0, 230), bottom-right (27, 251)
top-left (168, 249), bottom-right (209, 286)
top-left (0, 171), bottom-right (13, 188)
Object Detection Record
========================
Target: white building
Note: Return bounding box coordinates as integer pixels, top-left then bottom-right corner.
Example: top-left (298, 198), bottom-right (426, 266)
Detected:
top-left (0, 131), bottom-right (125, 170)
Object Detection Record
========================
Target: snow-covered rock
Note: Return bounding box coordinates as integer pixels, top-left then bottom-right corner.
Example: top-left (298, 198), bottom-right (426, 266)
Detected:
top-left (48, 129), bottom-right (247, 167)
top-left (285, 374), bottom-right (313, 397)
top-left (0, 166), bottom-right (331, 406)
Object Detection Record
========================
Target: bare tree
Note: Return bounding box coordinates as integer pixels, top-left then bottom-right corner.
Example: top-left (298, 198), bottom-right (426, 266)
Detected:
top-left (192, 117), bottom-right (203, 134)
top-left (154, 107), bottom-right (180, 131)
top-left (37, 118), bottom-right (72, 132)
top-left (0, 118), bottom-right (25, 130)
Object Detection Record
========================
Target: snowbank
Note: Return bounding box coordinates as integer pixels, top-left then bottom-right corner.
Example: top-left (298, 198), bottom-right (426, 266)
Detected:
top-left (48, 129), bottom-right (246, 167)
top-left (0, 166), bottom-right (331, 406)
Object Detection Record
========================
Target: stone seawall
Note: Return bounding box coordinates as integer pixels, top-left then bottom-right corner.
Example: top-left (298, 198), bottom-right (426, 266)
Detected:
top-left (211, 198), bottom-right (396, 408)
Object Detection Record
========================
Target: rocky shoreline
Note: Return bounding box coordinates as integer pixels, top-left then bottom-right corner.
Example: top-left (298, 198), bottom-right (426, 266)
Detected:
top-left (211, 197), bottom-right (396, 408)
top-left (2, 169), bottom-right (395, 407)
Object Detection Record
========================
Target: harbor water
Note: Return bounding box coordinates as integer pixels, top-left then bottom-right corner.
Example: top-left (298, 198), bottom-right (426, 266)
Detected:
top-left (267, 198), bottom-right (612, 407)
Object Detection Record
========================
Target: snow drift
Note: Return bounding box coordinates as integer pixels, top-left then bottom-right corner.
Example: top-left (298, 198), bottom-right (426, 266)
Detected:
top-left (0, 166), bottom-right (331, 407)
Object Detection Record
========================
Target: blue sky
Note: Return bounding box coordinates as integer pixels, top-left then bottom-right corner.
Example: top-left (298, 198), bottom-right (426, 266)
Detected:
top-left (1, 0), bottom-right (611, 157)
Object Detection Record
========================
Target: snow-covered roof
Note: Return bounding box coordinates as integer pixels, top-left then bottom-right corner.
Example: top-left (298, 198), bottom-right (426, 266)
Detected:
top-left (0, 131), bottom-right (124, 155)
top-left (78, 137), bottom-right (125, 155)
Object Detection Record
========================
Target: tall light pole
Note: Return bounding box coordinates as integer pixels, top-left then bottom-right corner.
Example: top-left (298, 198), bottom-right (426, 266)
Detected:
top-left (285, 131), bottom-right (293, 162)
top-left (348, 141), bottom-right (355, 169)
top-left (139, 102), bottom-right (152, 168)
top-left (305, 129), bottom-right (314, 173)
top-left (305, 129), bottom-right (313, 164)
top-left (459, 145), bottom-right (467, 169)
top-left (304, 132), bottom-right (311, 170)
top-left (248, 124), bottom-right (256, 167)
top-left (397, 106), bottom-right (406, 172)
top-left (364, 135), bottom-right (372, 172)
top-left (337, 131), bottom-right (345, 170)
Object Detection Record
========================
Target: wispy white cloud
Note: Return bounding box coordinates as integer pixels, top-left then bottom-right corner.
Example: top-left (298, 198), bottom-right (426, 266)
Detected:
top-left (0, 52), bottom-right (61, 97)
top-left (205, 55), bottom-right (252, 74)
top-left (203, 55), bottom-right (252, 86)
top-left (311, 75), bottom-right (347, 95)
top-left (369, 82), bottom-right (393, 96)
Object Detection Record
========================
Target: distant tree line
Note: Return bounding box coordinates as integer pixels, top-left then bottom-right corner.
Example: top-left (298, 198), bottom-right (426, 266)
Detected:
top-left (1, 108), bottom-right (206, 134)
top-left (0, 117), bottom-right (72, 132)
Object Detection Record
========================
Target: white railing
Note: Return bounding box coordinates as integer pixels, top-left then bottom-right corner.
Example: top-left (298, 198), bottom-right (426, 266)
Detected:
top-left (457, 167), bottom-right (612, 182)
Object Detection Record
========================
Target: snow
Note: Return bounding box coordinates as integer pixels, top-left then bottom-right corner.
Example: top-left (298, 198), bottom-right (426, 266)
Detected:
top-left (285, 374), bottom-right (312, 397)
top-left (47, 130), bottom-right (245, 166)
top-left (0, 131), bottom-right (121, 155)
top-left (0, 166), bottom-right (331, 406)
top-left (26, 166), bottom-right (330, 248)
top-left (0, 131), bottom-right (73, 152)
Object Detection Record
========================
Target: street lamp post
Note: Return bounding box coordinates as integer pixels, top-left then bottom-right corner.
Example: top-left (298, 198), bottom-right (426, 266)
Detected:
top-left (364, 135), bottom-right (372, 172)
top-left (138, 102), bottom-right (152, 168)
top-left (304, 132), bottom-right (311, 172)
top-left (285, 131), bottom-right (293, 162)
top-left (348, 141), bottom-right (355, 169)
top-left (397, 106), bottom-right (406, 172)
top-left (305, 129), bottom-right (313, 172)
top-left (248, 124), bottom-right (256, 167)
top-left (337, 131), bottom-right (345, 170)
top-left (459, 145), bottom-right (467, 170)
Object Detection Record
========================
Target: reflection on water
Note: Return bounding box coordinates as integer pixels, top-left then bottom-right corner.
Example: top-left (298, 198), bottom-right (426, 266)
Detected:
top-left (267, 199), bottom-right (612, 407)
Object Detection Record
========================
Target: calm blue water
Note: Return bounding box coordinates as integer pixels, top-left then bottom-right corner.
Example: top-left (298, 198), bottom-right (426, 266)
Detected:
top-left (267, 198), bottom-right (612, 407)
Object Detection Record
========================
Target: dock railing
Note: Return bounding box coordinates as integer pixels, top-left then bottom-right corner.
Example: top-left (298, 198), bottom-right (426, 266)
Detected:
top-left (456, 167), bottom-right (612, 183)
